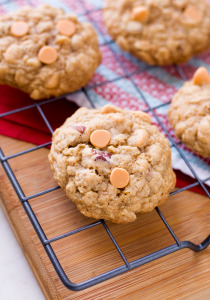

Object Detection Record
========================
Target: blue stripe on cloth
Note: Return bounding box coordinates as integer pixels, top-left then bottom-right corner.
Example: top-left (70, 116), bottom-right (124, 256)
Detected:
top-left (154, 103), bottom-right (169, 115)
top-left (108, 77), bottom-right (144, 103)
top-left (171, 147), bottom-right (210, 181)
top-left (2, 2), bottom-right (19, 12)
top-left (110, 43), bottom-right (149, 71)
top-left (82, 0), bottom-right (103, 9)
top-left (37, 0), bottom-right (77, 12)
top-left (93, 66), bottom-right (166, 108)
top-left (86, 90), bottom-right (109, 108)
top-left (96, 64), bottom-right (124, 81)
top-left (87, 77), bottom-right (148, 110)
top-left (189, 58), bottom-right (210, 73)
top-left (133, 90), bottom-right (162, 108)
top-left (146, 68), bottom-right (183, 89)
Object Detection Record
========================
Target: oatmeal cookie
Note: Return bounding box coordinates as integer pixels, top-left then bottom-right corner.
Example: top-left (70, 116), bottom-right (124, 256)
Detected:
top-left (103, 0), bottom-right (210, 65)
top-left (49, 105), bottom-right (176, 223)
top-left (0, 5), bottom-right (101, 99)
top-left (168, 67), bottom-right (210, 158)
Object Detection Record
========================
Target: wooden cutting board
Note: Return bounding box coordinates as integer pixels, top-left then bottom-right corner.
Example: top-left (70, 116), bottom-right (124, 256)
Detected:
top-left (0, 134), bottom-right (210, 300)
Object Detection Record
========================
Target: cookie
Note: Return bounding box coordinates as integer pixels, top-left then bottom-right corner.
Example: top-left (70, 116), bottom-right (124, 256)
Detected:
top-left (168, 67), bottom-right (210, 158)
top-left (103, 0), bottom-right (210, 65)
top-left (0, 5), bottom-right (101, 100)
top-left (49, 105), bottom-right (176, 224)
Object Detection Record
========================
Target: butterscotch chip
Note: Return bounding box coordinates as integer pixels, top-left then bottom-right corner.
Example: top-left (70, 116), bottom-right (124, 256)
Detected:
top-left (110, 168), bottom-right (130, 188)
top-left (49, 105), bottom-right (176, 224)
top-left (128, 129), bottom-right (149, 147)
top-left (168, 71), bottom-right (210, 158)
top-left (131, 6), bottom-right (148, 22)
top-left (10, 21), bottom-right (29, 37)
top-left (57, 20), bottom-right (76, 36)
top-left (137, 130), bottom-right (148, 146)
top-left (183, 5), bottom-right (201, 22)
top-left (38, 46), bottom-right (58, 64)
top-left (103, 0), bottom-right (210, 65)
top-left (0, 5), bottom-right (101, 100)
top-left (90, 130), bottom-right (111, 148)
top-left (193, 67), bottom-right (210, 85)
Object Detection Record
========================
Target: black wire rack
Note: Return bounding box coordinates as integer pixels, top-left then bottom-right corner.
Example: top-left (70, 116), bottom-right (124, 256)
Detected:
top-left (0, 0), bottom-right (210, 292)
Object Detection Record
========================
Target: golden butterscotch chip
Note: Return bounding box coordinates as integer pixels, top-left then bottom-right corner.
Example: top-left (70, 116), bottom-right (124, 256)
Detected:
top-left (137, 130), bottom-right (149, 146)
top-left (110, 168), bottom-right (130, 188)
top-left (57, 20), bottom-right (76, 37)
top-left (90, 130), bottom-right (111, 148)
top-left (193, 67), bottom-right (210, 85)
top-left (10, 21), bottom-right (29, 37)
top-left (131, 6), bottom-right (148, 22)
top-left (38, 46), bottom-right (58, 64)
top-left (183, 5), bottom-right (201, 22)
top-left (129, 129), bottom-right (149, 147)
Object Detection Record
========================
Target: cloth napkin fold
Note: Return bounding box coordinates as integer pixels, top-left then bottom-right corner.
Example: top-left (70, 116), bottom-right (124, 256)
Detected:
top-left (0, 85), bottom-right (209, 195)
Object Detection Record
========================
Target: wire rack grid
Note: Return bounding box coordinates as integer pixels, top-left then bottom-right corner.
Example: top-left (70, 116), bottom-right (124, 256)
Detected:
top-left (0, 0), bottom-right (210, 292)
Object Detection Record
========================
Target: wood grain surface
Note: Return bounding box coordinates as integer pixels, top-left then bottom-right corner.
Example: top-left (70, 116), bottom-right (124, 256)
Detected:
top-left (0, 134), bottom-right (210, 300)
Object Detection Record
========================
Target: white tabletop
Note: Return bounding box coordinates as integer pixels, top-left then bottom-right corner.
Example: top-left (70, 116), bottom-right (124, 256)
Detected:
top-left (0, 207), bottom-right (45, 300)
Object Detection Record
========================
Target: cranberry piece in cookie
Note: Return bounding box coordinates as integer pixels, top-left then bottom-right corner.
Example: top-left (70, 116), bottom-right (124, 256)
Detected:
top-left (72, 125), bottom-right (86, 134)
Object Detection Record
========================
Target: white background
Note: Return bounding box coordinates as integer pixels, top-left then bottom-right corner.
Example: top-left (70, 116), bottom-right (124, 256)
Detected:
top-left (0, 207), bottom-right (45, 300)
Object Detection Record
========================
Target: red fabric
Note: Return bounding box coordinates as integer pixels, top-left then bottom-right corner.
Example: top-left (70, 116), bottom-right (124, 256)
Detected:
top-left (0, 85), bottom-right (209, 195)
top-left (0, 85), bottom-right (79, 144)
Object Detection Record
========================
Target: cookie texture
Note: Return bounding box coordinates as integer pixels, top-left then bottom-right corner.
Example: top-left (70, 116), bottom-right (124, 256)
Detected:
top-left (0, 5), bottom-right (101, 99)
top-left (103, 0), bottom-right (210, 65)
top-left (49, 105), bottom-right (176, 223)
top-left (168, 81), bottom-right (210, 158)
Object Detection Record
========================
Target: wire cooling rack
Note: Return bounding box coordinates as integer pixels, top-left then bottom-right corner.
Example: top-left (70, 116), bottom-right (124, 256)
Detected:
top-left (0, 0), bottom-right (210, 292)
